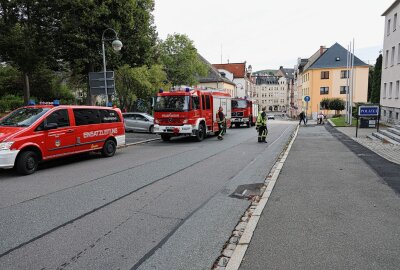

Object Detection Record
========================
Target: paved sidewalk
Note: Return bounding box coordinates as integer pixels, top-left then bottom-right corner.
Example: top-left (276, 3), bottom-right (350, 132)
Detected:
top-left (239, 125), bottom-right (400, 270)
top-left (335, 126), bottom-right (400, 165)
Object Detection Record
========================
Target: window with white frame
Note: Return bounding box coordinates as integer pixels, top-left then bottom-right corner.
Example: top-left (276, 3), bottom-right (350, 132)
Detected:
top-left (385, 50), bottom-right (389, 68)
top-left (387, 19), bottom-right (391, 35)
top-left (392, 46), bottom-right (395, 66)
top-left (389, 82), bottom-right (393, 98)
top-left (383, 83), bottom-right (387, 98)
top-left (394, 13), bottom-right (397, 31)
top-left (320, 87), bottom-right (329, 95)
top-left (340, 86), bottom-right (349, 94)
top-left (396, 81), bottom-right (400, 99)
top-left (398, 43), bottom-right (400, 64)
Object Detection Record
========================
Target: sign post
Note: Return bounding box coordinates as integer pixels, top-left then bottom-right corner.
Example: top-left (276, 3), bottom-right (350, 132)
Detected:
top-left (356, 105), bottom-right (379, 137)
top-left (304, 96), bottom-right (310, 122)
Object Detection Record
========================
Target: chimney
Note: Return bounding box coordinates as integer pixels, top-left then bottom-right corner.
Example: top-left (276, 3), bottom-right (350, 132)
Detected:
top-left (319, 46), bottom-right (325, 55)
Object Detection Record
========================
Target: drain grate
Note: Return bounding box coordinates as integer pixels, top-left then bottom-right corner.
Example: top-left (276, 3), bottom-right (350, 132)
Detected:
top-left (229, 183), bottom-right (264, 200)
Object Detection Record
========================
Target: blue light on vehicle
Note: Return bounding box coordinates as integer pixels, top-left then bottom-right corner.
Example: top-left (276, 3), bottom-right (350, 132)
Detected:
top-left (28, 100), bottom-right (36, 105)
top-left (107, 102), bottom-right (113, 107)
top-left (185, 87), bottom-right (190, 92)
top-left (53, 100), bottom-right (60, 106)
top-left (159, 88), bottom-right (163, 93)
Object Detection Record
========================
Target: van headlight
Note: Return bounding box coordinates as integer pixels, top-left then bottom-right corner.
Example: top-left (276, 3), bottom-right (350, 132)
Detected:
top-left (0, 142), bottom-right (14, 151)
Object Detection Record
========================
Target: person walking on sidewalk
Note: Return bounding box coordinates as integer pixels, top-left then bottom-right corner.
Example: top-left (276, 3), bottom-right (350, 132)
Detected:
top-left (317, 111), bottom-right (324, 125)
top-left (299, 111), bottom-right (307, 126)
top-left (256, 107), bottom-right (268, 143)
top-left (216, 106), bottom-right (225, 140)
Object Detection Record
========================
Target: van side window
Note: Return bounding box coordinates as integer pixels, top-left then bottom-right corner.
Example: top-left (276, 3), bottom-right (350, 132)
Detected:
top-left (47, 109), bottom-right (70, 128)
top-left (73, 109), bottom-right (101, 126)
top-left (206, 95), bottom-right (211, 109)
top-left (202, 95), bottom-right (206, 110)
top-left (100, 109), bottom-right (121, 123)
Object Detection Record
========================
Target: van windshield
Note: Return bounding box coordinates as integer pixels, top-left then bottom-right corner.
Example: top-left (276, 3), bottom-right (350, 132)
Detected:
top-left (154, 96), bottom-right (190, 112)
top-left (232, 100), bottom-right (248, 109)
top-left (0, 107), bottom-right (50, 127)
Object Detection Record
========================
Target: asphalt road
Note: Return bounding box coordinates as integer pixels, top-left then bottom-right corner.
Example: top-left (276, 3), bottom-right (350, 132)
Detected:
top-left (125, 131), bottom-right (159, 144)
top-left (0, 120), bottom-right (296, 270)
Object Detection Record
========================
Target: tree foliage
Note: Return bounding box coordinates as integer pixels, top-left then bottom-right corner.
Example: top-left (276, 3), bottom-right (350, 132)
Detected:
top-left (0, 0), bottom-right (60, 102)
top-left (159, 34), bottom-right (208, 86)
top-left (320, 98), bottom-right (330, 110)
top-left (370, 54), bottom-right (382, 104)
top-left (320, 97), bottom-right (345, 115)
top-left (1, 1), bottom-right (209, 107)
top-left (115, 64), bottom-right (168, 111)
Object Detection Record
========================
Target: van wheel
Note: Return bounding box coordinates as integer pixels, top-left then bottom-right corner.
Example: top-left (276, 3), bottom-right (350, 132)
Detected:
top-left (102, 139), bottom-right (116, 157)
top-left (195, 123), bottom-right (205, 141)
top-left (161, 134), bottom-right (171, 141)
top-left (16, 151), bottom-right (39, 175)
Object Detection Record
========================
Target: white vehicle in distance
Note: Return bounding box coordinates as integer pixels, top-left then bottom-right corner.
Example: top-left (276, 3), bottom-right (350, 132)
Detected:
top-left (267, 114), bottom-right (275, 120)
top-left (123, 112), bottom-right (154, 133)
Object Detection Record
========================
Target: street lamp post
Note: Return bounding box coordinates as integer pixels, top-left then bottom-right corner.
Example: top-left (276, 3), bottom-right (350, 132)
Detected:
top-left (102, 28), bottom-right (123, 106)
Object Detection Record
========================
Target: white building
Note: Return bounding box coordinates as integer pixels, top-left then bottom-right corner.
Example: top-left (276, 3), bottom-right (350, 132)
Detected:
top-left (381, 0), bottom-right (400, 125)
top-left (253, 67), bottom-right (293, 113)
top-left (254, 75), bottom-right (289, 112)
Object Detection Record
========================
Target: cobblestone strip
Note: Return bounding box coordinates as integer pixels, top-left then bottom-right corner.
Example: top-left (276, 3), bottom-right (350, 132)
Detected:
top-left (211, 125), bottom-right (300, 270)
top-left (353, 137), bottom-right (400, 165)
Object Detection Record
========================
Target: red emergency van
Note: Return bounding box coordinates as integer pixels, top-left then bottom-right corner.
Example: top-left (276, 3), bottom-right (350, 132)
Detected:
top-left (0, 104), bottom-right (125, 175)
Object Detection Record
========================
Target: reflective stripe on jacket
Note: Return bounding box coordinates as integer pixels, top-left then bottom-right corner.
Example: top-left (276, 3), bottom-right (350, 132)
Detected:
top-left (256, 111), bottom-right (267, 126)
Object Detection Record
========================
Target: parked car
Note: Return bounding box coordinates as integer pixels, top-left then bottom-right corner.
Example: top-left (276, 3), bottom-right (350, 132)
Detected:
top-left (267, 115), bottom-right (275, 120)
top-left (123, 112), bottom-right (154, 133)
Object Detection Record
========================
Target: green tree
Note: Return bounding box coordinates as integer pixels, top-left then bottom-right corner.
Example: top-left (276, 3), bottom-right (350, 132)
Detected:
top-left (320, 98), bottom-right (330, 110)
top-left (328, 98), bottom-right (345, 115)
top-left (159, 34), bottom-right (208, 86)
top-left (0, 0), bottom-right (60, 104)
top-left (115, 64), bottom-right (167, 111)
top-left (370, 54), bottom-right (382, 104)
top-left (367, 66), bottom-right (374, 101)
top-left (0, 65), bottom-right (23, 97)
top-left (55, 0), bottom-right (157, 103)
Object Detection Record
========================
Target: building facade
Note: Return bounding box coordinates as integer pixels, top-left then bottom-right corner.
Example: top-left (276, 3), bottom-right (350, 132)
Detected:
top-left (253, 73), bottom-right (290, 112)
top-left (197, 55), bottom-right (236, 96)
top-left (298, 43), bottom-right (369, 118)
top-left (381, 0), bottom-right (400, 125)
top-left (213, 63), bottom-right (255, 99)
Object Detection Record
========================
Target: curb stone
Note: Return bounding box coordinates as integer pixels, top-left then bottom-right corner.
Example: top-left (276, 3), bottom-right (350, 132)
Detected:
top-left (211, 125), bottom-right (299, 270)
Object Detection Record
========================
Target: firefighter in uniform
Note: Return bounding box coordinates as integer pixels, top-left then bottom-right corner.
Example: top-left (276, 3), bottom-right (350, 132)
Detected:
top-left (217, 106), bottom-right (225, 140)
top-left (256, 107), bottom-right (268, 143)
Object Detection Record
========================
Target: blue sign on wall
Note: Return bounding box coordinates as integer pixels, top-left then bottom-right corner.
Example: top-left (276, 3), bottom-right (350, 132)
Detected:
top-left (358, 106), bottom-right (379, 117)
top-left (304, 96), bottom-right (310, 102)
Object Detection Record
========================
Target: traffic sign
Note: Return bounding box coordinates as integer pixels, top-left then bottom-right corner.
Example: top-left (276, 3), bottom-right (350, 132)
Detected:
top-left (358, 105), bottom-right (379, 117)
top-left (304, 96), bottom-right (310, 102)
top-left (89, 71), bottom-right (115, 95)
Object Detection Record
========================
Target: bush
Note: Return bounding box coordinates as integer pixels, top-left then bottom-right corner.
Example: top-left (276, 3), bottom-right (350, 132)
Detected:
top-left (0, 95), bottom-right (24, 113)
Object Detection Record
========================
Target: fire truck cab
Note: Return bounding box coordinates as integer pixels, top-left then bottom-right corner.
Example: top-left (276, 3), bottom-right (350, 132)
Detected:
top-left (153, 87), bottom-right (231, 141)
top-left (231, 98), bottom-right (259, 128)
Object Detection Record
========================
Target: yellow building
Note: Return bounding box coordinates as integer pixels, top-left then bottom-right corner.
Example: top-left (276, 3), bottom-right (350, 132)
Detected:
top-left (300, 43), bottom-right (369, 118)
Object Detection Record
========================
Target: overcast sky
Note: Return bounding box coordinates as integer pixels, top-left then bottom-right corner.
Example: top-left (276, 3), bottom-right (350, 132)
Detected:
top-left (154, 0), bottom-right (394, 71)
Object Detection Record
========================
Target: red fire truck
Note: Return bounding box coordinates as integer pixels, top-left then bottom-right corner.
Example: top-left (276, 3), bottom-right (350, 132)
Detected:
top-left (231, 98), bottom-right (259, 128)
top-left (153, 87), bottom-right (231, 141)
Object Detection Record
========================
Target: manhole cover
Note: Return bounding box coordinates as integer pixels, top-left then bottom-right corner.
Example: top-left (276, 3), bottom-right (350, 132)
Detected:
top-left (229, 183), bottom-right (264, 200)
